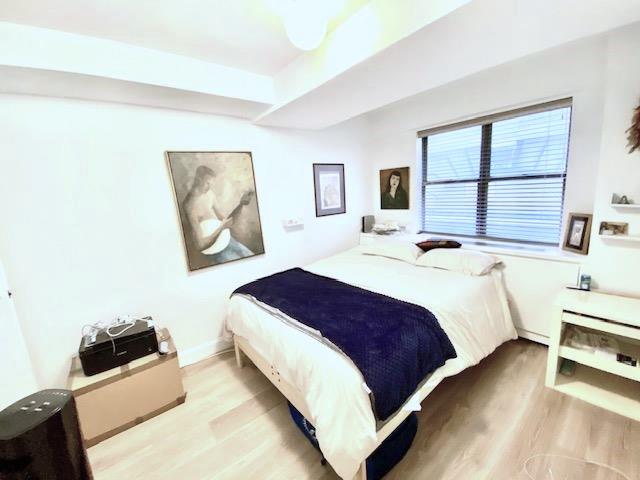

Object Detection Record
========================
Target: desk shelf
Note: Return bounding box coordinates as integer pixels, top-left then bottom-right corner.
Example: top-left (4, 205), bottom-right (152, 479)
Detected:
top-left (558, 345), bottom-right (640, 382)
top-left (553, 364), bottom-right (640, 421)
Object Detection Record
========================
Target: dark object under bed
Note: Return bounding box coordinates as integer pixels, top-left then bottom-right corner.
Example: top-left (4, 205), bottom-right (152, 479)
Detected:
top-left (287, 402), bottom-right (417, 480)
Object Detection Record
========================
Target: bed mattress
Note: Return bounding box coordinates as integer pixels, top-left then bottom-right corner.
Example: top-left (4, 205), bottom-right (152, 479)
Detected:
top-left (224, 247), bottom-right (517, 479)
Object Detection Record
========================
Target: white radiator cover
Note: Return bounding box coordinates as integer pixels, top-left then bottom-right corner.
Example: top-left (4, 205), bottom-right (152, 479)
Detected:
top-left (496, 253), bottom-right (581, 344)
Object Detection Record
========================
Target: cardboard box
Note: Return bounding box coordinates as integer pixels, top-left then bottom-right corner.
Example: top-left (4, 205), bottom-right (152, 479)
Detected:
top-left (67, 328), bottom-right (186, 447)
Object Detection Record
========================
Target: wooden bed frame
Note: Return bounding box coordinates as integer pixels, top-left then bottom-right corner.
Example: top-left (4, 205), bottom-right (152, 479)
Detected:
top-left (233, 334), bottom-right (445, 480)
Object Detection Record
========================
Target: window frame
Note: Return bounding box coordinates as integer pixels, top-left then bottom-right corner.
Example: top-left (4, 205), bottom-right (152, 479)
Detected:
top-left (419, 98), bottom-right (573, 246)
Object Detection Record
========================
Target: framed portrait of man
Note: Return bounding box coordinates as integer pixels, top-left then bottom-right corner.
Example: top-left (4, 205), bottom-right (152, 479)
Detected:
top-left (313, 164), bottom-right (346, 217)
top-left (166, 151), bottom-right (265, 271)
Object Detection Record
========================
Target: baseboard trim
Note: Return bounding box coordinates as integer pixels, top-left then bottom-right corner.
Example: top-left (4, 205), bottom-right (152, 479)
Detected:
top-left (178, 337), bottom-right (233, 368)
top-left (517, 328), bottom-right (549, 346)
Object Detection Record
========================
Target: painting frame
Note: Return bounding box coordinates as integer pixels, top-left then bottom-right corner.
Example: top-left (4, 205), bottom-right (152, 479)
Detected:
top-left (313, 163), bottom-right (346, 217)
top-left (379, 167), bottom-right (410, 210)
top-left (562, 212), bottom-right (592, 255)
top-left (166, 151), bottom-right (265, 272)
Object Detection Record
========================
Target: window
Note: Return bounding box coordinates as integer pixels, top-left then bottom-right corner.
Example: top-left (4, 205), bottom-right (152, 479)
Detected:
top-left (419, 99), bottom-right (572, 245)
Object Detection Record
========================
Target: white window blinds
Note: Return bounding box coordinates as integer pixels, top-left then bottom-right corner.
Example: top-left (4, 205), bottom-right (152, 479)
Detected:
top-left (419, 99), bottom-right (572, 245)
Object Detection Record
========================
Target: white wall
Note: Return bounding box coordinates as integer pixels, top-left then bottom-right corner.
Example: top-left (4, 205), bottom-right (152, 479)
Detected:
top-left (365, 24), bottom-right (640, 300)
top-left (0, 95), bottom-right (369, 387)
top-left (366, 35), bottom-right (608, 236)
top-left (585, 24), bottom-right (640, 295)
top-left (0, 22), bottom-right (275, 104)
top-left (365, 32), bottom-right (607, 341)
top-left (3, 23), bottom-right (639, 388)
top-left (0, 258), bottom-right (38, 408)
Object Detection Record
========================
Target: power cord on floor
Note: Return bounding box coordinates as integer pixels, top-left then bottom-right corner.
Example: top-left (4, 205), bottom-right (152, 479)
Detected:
top-left (523, 453), bottom-right (631, 480)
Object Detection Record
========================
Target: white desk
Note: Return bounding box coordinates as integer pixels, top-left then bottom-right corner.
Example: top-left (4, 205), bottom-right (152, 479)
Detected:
top-left (546, 289), bottom-right (640, 421)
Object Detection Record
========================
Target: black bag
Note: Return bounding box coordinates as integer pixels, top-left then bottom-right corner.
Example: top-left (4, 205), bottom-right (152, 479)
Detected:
top-left (287, 402), bottom-right (417, 480)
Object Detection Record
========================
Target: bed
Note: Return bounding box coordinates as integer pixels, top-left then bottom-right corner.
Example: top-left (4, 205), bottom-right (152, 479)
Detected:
top-left (224, 246), bottom-right (517, 480)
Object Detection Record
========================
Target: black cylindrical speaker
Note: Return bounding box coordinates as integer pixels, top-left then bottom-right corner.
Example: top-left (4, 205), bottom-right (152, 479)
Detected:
top-left (0, 389), bottom-right (93, 480)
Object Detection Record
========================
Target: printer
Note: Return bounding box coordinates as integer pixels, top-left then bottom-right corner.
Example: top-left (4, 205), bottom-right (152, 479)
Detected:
top-left (78, 317), bottom-right (158, 376)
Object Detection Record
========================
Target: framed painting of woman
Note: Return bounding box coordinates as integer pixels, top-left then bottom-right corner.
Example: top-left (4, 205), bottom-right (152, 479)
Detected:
top-left (380, 167), bottom-right (409, 210)
top-left (166, 151), bottom-right (265, 271)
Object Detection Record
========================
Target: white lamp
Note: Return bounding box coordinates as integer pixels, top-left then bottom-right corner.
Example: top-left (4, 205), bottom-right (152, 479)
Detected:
top-left (283, 9), bottom-right (328, 50)
top-left (266, 0), bottom-right (345, 51)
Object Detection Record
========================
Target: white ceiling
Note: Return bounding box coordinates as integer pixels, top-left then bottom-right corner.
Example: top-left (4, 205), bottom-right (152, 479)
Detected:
top-left (0, 0), bottom-right (369, 75)
top-left (2, 0), bottom-right (640, 128)
top-left (0, 65), bottom-right (271, 119)
top-left (258, 0), bottom-right (640, 129)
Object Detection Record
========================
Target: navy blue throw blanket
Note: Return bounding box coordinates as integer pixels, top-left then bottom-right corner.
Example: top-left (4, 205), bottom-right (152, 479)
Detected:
top-left (233, 268), bottom-right (456, 422)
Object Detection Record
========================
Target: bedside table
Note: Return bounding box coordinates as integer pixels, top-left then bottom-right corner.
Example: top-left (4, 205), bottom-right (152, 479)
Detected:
top-left (546, 289), bottom-right (640, 421)
top-left (67, 328), bottom-right (186, 446)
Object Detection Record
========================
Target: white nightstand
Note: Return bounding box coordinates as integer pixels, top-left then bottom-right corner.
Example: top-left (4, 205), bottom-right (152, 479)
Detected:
top-left (546, 289), bottom-right (640, 421)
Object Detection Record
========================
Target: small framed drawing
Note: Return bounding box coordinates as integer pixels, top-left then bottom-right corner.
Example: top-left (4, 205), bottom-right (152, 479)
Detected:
top-left (563, 213), bottom-right (592, 255)
top-left (313, 164), bottom-right (346, 217)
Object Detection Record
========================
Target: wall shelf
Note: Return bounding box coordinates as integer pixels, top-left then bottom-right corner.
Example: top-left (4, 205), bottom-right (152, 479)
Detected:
top-left (611, 203), bottom-right (640, 210)
top-left (598, 234), bottom-right (640, 242)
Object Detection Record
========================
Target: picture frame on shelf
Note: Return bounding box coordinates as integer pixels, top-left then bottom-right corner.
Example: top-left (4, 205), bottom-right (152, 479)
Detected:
top-left (611, 193), bottom-right (634, 205)
top-left (562, 213), bottom-right (592, 255)
top-left (599, 221), bottom-right (628, 236)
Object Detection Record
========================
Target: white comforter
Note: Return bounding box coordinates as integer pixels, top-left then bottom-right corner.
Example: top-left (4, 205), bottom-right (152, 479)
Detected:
top-left (224, 248), bottom-right (516, 479)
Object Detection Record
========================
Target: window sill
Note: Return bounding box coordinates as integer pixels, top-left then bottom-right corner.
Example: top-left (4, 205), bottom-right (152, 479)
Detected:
top-left (454, 238), bottom-right (584, 264)
top-left (361, 232), bottom-right (585, 264)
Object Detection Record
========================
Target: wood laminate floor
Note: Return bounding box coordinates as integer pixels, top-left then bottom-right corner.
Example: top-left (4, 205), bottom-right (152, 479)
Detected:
top-left (88, 339), bottom-right (639, 480)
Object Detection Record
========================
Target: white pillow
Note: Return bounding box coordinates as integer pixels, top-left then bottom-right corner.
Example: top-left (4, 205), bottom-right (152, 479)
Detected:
top-left (358, 242), bottom-right (423, 264)
top-left (415, 248), bottom-right (501, 275)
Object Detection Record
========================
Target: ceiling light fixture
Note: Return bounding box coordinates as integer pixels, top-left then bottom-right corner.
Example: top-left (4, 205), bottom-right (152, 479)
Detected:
top-left (282, 7), bottom-right (328, 50)
top-left (266, 0), bottom-right (345, 51)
